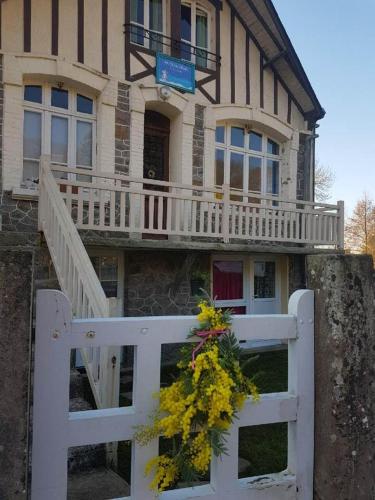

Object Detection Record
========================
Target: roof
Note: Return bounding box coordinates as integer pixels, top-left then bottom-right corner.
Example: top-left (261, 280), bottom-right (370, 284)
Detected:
top-left (228, 0), bottom-right (325, 123)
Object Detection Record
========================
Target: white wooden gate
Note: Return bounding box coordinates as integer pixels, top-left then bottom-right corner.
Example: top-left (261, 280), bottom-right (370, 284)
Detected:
top-left (31, 289), bottom-right (314, 500)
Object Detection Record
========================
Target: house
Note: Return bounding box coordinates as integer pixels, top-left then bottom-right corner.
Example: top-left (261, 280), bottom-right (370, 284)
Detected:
top-left (0, 0), bottom-right (343, 407)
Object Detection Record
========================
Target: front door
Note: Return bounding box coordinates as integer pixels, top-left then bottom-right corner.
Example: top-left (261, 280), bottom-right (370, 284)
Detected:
top-left (143, 110), bottom-right (169, 185)
top-left (143, 111), bottom-right (169, 236)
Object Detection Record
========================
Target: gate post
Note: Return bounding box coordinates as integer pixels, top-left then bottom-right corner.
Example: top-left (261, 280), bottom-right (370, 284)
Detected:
top-left (288, 289), bottom-right (314, 500)
top-left (31, 290), bottom-right (72, 500)
top-left (306, 254), bottom-right (375, 500)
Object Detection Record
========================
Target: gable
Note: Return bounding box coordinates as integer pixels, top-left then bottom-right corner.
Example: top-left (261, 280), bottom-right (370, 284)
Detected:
top-left (227, 0), bottom-right (324, 124)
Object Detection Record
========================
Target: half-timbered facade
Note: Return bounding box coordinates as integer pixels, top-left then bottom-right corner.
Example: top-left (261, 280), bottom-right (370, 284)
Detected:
top-left (0, 0), bottom-right (343, 325)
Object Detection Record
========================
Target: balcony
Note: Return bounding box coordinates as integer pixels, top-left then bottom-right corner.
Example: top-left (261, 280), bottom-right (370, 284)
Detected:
top-left (124, 23), bottom-right (221, 71)
top-left (45, 165), bottom-right (344, 249)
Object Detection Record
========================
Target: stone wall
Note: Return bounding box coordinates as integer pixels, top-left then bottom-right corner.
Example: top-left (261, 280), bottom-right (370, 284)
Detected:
top-left (124, 251), bottom-right (210, 316)
top-left (297, 133), bottom-right (307, 201)
top-left (192, 104), bottom-right (205, 186)
top-left (0, 250), bottom-right (33, 499)
top-left (0, 55), bottom-right (3, 191)
top-left (0, 192), bottom-right (38, 232)
top-left (114, 82), bottom-right (130, 176)
top-left (306, 254), bottom-right (375, 500)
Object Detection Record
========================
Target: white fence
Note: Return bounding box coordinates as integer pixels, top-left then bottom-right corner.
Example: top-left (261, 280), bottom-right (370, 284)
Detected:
top-left (31, 289), bottom-right (314, 500)
top-left (44, 164), bottom-right (344, 248)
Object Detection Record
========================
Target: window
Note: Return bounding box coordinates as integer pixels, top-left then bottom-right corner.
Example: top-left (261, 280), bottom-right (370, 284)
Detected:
top-left (181, 2), bottom-right (209, 68)
top-left (213, 259), bottom-right (246, 314)
top-left (90, 256), bottom-right (119, 298)
top-left (22, 84), bottom-right (95, 189)
top-left (215, 124), bottom-right (281, 201)
top-left (212, 256), bottom-right (281, 315)
top-left (130, 0), bottom-right (164, 52)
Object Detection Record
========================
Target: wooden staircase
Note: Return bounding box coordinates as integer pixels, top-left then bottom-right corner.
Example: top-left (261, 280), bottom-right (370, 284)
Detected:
top-left (38, 155), bottom-right (119, 409)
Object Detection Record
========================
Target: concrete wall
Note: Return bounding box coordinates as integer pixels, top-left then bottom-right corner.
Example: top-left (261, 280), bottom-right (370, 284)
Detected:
top-left (0, 250), bottom-right (33, 500)
top-left (306, 254), bottom-right (375, 500)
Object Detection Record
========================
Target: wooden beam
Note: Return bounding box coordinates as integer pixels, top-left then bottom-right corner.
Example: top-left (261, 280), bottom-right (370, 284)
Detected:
top-left (263, 50), bottom-right (287, 68)
top-left (51, 0), bottom-right (59, 56)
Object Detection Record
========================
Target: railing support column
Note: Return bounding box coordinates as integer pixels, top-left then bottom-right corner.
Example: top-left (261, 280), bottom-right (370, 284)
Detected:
top-left (222, 183), bottom-right (230, 243)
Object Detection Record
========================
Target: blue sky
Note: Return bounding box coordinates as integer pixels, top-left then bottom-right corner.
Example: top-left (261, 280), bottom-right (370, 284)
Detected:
top-left (272, 0), bottom-right (375, 215)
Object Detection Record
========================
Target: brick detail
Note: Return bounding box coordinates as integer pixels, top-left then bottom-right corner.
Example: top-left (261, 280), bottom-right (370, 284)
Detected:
top-left (115, 82), bottom-right (130, 175)
top-left (192, 104), bottom-right (205, 186)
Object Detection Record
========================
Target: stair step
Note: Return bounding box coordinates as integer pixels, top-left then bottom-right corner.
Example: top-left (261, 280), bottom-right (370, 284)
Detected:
top-left (68, 468), bottom-right (130, 500)
top-left (68, 443), bottom-right (106, 474)
top-left (69, 397), bottom-right (93, 413)
top-left (70, 370), bottom-right (86, 400)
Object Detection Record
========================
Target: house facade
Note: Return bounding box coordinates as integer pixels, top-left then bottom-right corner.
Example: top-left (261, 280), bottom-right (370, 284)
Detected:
top-left (0, 0), bottom-right (343, 327)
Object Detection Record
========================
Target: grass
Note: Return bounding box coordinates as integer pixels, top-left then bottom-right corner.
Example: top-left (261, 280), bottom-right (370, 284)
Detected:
top-left (109, 346), bottom-right (289, 485)
top-left (159, 346), bottom-right (289, 479)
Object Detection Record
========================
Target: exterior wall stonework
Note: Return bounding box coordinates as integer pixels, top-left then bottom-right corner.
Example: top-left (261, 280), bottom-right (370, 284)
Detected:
top-left (124, 251), bottom-right (210, 317)
top-left (115, 82), bottom-right (131, 175)
top-left (0, 55), bottom-right (3, 192)
top-left (297, 134), bottom-right (306, 200)
top-left (0, 192), bottom-right (38, 232)
top-left (192, 104), bottom-right (205, 186)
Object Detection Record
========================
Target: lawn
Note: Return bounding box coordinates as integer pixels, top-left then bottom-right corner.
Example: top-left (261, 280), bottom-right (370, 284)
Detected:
top-left (95, 346), bottom-right (289, 487)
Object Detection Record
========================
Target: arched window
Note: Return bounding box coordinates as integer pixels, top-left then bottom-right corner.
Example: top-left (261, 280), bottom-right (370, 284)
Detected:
top-left (181, 2), bottom-right (209, 68)
top-left (215, 123), bottom-right (281, 199)
top-left (22, 84), bottom-right (96, 188)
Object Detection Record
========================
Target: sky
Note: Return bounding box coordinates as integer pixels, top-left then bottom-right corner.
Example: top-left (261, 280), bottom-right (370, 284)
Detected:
top-left (272, 0), bottom-right (375, 215)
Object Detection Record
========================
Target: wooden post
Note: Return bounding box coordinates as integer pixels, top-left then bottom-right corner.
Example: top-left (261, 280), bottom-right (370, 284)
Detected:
top-left (31, 290), bottom-right (72, 500)
top-left (222, 183), bottom-right (230, 243)
top-left (288, 290), bottom-right (314, 500)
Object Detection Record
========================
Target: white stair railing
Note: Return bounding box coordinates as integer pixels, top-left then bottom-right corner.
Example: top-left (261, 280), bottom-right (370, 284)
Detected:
top-left (38, 156), bottom-right (117, 409)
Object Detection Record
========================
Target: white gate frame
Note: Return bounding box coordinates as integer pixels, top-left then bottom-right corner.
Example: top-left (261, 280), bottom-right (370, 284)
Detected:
top-left (31, 289), bottom-right (314, 500)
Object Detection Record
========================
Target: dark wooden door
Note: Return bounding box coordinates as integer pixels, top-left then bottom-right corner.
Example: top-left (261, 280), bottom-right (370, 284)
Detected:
top-left (143, 111), bottom-right (170, 236)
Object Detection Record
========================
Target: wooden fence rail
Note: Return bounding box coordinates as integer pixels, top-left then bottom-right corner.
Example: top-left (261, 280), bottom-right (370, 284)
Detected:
top-left (45, 164), bottom-right (344, 248)
top-left (31, 288), bottom-right (314, 500)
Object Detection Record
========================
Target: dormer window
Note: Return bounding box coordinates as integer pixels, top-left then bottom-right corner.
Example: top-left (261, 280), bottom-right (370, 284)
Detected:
top-left (181, 2), bottom-right (209, 68)
top-left (130, 0), bottom-right (164, 52)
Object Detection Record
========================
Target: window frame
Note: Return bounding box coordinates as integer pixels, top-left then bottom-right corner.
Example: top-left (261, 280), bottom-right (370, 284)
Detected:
top-left (130, 0), bottom-right (167, 51)
top-left (211, 254), bottom-right (282, 315)
top-left (181, 1), bottom-right (211, 67)
top-left (22, 83), bottom-right (96, 188)
top-left (215, 122), bottom-right (282, 200)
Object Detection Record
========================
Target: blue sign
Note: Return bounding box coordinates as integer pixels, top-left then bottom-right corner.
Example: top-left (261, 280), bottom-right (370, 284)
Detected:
top-left (156, 53), bottom-right (195, 94)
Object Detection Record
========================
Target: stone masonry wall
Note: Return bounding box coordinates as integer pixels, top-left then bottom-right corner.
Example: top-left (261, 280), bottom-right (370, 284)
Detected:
top-left (0, 250), bottom-right (33, 500)
top-left (114, 82), bottom-right (131, 175)
top-left (297, 133), bottom-right (306, 201)
top-left (192, 104), bottom-right (205, 186)
top-left (0, 55), bottom-right (3, 191)
top-left (306, 254), bottom-right (375, 500)
top-left (0, 191), bottom-right (39, 232)
top-left (124, 251), bottom-right (210, 316)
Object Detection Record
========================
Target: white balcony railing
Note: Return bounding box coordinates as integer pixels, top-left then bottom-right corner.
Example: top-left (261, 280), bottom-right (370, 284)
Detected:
top-left (47, 165), bottom-right (344, 248)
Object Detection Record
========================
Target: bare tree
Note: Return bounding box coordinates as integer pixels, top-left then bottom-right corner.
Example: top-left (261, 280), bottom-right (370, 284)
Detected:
top-left (315, 162), bottom-right (335, 202)
top-left (345, 193), bottom-right (375, 259)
